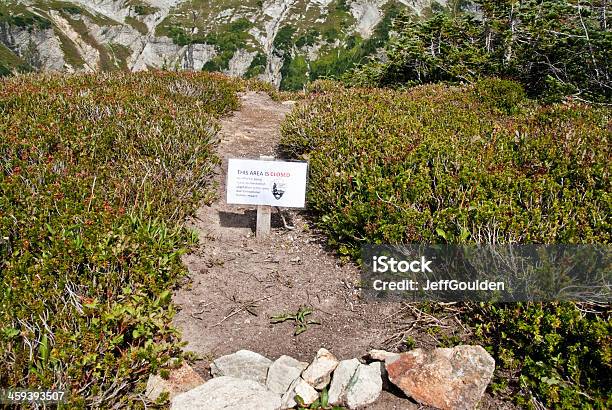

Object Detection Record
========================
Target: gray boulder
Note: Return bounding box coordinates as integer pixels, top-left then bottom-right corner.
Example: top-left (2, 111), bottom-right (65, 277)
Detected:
top-left (345, 363), bottom-right (383, 409)
top-left (328, 358), bottom-right (360, 405)
top-left (170, 376), bottom-right (281, 410)
top-left (266, 355), bottom-right (309, 395)
top-left (210, 349), bottom-right (272, 384)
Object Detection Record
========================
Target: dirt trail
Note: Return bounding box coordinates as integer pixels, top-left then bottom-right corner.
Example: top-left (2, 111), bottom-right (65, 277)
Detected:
top-left (173, 91), bottom-right (396, 359)
top-left (172, 92), bottom-right (413, 408)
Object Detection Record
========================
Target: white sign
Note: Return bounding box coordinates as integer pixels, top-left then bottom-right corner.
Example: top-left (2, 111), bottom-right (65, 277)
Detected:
top-left (226, 158), bottom-right (308, 208)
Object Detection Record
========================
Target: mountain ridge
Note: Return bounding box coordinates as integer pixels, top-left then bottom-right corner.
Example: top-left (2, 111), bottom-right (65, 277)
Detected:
top-left (0, 0), bottom-right (451, 87)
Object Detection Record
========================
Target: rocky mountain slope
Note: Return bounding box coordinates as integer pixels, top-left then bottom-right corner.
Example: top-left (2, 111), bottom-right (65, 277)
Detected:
top-left (0, 1), bottom-right (451, 87)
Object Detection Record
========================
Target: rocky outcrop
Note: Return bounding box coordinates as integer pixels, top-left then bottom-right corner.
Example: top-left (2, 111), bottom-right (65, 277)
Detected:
top-left (223, 48), bottom-right (258, 78)
top-left (182, 43), bottom-right (217, 70)
top-left (1, 23), bottom-right (66, 71)
top-left (70, 0), bottom-right (184, 33)
top-left (48, 10), bottom-right (99, 71)
top-left (2, 0), bottom-right (448, 85)
top-left (0, 0), bottom-right (216, 74)
top-left (350, 0), bottom-right (387, 37)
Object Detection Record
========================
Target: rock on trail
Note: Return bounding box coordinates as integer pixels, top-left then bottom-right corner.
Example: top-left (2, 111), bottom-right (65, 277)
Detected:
top-left (210, 350), bottom-right (272, 384)
top-left (386, 345), bottom-right (496, 410)
top-left (171, 376), bottom-right (281, 410)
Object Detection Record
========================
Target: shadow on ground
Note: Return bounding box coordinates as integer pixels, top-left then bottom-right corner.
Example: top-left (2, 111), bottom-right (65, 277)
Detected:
top-left (218, 209), bottom-right (294, 231)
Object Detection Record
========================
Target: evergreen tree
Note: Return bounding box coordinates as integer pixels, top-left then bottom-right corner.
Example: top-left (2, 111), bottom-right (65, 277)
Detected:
top-left (350, 0), bottom-right (610, 102)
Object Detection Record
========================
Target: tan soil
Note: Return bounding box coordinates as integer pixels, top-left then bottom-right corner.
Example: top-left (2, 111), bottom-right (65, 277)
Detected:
top-left (172, 92), bottom-right (515, 410)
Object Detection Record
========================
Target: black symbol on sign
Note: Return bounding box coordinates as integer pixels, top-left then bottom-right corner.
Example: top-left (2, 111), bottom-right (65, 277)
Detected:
top-left (272, 183), bottom-right (285, 200)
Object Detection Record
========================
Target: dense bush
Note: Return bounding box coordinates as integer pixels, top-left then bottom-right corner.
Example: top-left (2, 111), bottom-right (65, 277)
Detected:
top-left (245, 52), bottom-right (268, 78)
top-left (472, 302), bottom-right (611, 408)
top-left (280, 79), bottom-right (611, 406)
top-left (349, 0), bottom-right (611, 102)
top-left (0, 71), bottom-right (239, 407)
top-left (282, 80), bottom-right (610, 250)
top-left (274, 25), bottom-right (297, 53)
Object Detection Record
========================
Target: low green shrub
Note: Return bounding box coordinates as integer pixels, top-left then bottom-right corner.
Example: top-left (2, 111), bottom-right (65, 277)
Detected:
top-left (0, 71), bottom-right (239, 407)
top-left (127, 0), bottom-right (159, 16)
top-left (2, 10), bottom-right (51, 30)
top-left (473, 78), bottom-right (527, 115)
top-left (472, 302), bottom-right (611, 409)
top-left (0, 64), bottom-right (10, 76)
top-left (280, 79), bottom-right (611, 406)
top-left (281, 80), bottom-right (610, 249)
top-left (236, 77), bottom-right (306, 102)
top-left (304, 79), bottom-right (346, 95)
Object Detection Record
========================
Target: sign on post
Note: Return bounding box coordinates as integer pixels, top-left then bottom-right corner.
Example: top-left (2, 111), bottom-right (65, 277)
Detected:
top-left (226, 158), bottom-right (308, 208)
top-left (226, 157), bottom-right (308, 237)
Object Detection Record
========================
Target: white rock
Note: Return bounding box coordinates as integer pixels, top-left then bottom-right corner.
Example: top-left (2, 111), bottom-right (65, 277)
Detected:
top-left (182, 43), bottom-right (217, 70)
top-left (9, 26), bottom-right (67, 72)
top-left (171, 376), bottom-right (281, 410)
top-left (210, 350), bottom-right (272, 384)
top-left (328, 358), bottom-right (360, 405)
top-left (48, 10), bottom-right (100, 71)
top-left (349, 0), bottom-right (386, 38)
top-left (130, 37), bottom-right (183, 72)
top-left (281, 377), bottom-right (319, 409)
top-left (266, 355), bottom-right (309, 395)
top-left (223, 48), bottom-right (258, 77)
top-left (368, 349), bottom-right (400, 364)
top-left (346, 363), bottom-right (383, 409)
top-left (301, 348), bottom-right (339, 390)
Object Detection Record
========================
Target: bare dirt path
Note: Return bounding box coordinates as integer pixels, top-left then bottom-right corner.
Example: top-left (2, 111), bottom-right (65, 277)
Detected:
top-left (172, 92), bottom-right (413, 408)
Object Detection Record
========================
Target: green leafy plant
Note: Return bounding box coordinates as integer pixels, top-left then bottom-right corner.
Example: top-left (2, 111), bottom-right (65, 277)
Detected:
top-left (295, 387), bottom-right (346, 409)
top-left (270, 306), bottom-right (321, 336)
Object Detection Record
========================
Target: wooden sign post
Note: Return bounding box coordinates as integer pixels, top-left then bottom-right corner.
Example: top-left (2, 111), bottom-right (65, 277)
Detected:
top-left (225, 156), bottom-right (308, 238)
top-left (256, 155), bottom-right (274, 238)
